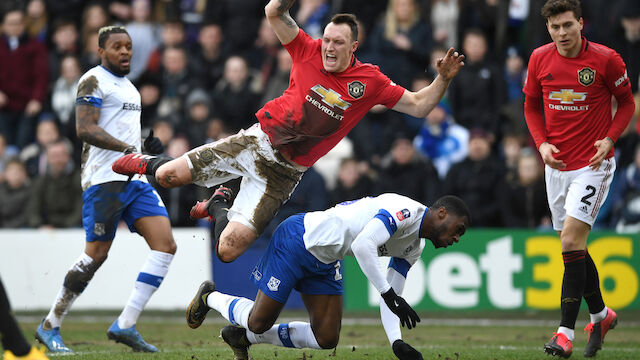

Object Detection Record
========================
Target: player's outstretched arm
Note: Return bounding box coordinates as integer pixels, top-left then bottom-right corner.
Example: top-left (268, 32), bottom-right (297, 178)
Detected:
top-left (265, 0), bottom-right (300, 45)
top-left (392, 48), bottom-right (464, 118)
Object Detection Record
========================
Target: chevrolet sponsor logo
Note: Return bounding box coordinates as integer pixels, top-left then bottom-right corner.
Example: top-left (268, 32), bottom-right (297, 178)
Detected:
top-left (311, 85), bottom-right (351, 110)
top-left (548, 89), bottom-right (586, 104)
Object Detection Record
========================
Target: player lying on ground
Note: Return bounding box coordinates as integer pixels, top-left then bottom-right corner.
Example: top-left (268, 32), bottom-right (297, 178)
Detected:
top-left (112, 0), bottom-right (464, 265)
top-left (185, 194), bottom-right (470, 360)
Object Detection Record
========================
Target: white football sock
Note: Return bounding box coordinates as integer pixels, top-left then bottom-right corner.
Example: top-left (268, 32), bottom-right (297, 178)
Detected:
top-left (207, 292), bottom-right (253, 329)
top-left (557, 326), bottom-right (574, 341)
top-left (247, 321), bottom-right (320, 349)
top-left (590, 306), bottom-right (608, 323)
top-left (118, 250), bottom-right (173, 329)
top-left (44, 253), bottom-right (97, 329)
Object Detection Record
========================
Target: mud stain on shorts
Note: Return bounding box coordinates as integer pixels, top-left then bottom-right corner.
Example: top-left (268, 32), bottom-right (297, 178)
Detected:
top-left (188, 135), bottom-right (248, 184)
top-left (253, 153), bottom-right (303, 234)
top-left (187, 132), bottom-right (304, 234)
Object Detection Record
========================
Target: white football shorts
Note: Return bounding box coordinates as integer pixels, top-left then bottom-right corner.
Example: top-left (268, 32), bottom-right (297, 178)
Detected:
top-left (183, 123), bottom-right (306, 234)
top-left (545, 157), bottom-right (615, 231)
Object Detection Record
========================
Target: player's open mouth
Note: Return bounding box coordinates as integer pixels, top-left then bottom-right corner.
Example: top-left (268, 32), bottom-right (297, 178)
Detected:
top-left (120, 59), bottom-right (130, 66)
top-left (325, 54), bottom-right (337, 64)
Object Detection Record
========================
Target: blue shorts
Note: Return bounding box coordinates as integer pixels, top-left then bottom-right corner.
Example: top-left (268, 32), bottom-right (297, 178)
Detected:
top-left (82, 181), bottom-right (168, 242)
top-left (251, 214), bottom-right (343, 303)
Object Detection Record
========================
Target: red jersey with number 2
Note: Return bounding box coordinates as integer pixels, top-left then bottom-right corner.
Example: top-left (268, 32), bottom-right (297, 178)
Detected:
top-left (523, 38), bottom-right (632, 171)
top-left (256, 29), bottom-right (406, 167)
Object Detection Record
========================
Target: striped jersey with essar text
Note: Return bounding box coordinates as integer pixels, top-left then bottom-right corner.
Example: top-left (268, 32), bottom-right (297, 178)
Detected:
top-left (76, 65), bottom-right (146, 190)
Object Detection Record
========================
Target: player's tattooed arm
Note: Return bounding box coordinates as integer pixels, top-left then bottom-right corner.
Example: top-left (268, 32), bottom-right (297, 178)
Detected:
top-left (76, 104), bottom-right (133, 152)
top-left (275, 0), bottom-right (296, 27)
top-left (76, 76), bottom-right (134, 152)
top-left (265, 0), bottom-right (299, 44)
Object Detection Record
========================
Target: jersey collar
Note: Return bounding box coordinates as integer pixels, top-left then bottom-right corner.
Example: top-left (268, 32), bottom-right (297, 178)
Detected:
top-left (99, 64), bottom-right (125, 78)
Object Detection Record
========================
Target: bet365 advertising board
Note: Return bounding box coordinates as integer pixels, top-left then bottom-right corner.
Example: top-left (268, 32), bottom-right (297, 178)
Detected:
top-left (343, 230), bottom-right (640, 311)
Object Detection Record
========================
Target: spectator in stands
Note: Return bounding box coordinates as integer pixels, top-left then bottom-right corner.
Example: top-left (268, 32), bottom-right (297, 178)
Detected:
top-left (260, 48), bottom-right (292, 106)
top-left (126, 0), bottom-right (161, 82)
top-left (0, 8), bottom-right (48, 148)
top-left (295, 0), bottom-right (331, 39)
top-left (448, 29), bottom-right (504, 136)
top-left (376, 135), bottom-right (441, 206)
top-left (79, 30), bottom-right (100, 71)
top-left (245, 18), bottom-right (281, 91)
top-left (612, 0), bottom-right (640, 93)
top-left (26, 138), bottom-right (82, 228)
top-left (370, 0), bottom-right (433, 88)
top-left (25, 0), bottom-right (48, 43)
top-left (444, 128), bottom-right (505, 227)
top-left (328, 157), bottom-right (375, 206)
top-left (136, 73), bottom-right (162, 129)
top-left (204, 0), bottom-right (264, 54)
top-left (19, 115), bottom-right (59, 178)
top-left (183, 88), bottom-right (213, 147)
top-left (413, 101), bottom-right (469, 179)
top-left (205, 118), bottom-right (228, 144)
top-left (313, 137), bottom-right (355, 190)
top-left (48, 19), bottom-right (79, 86)
top-left (145, 20), bottom-right (186, 75)
top-left (189, 23), bottom-right (230, 91)
top-left (431, 0), bottom-right (460, 49)
top-left (500, 46), bottom-right (528, 137)
top-left (50, 55), bottom-right (81, 144)
top-left (501, 131), bottom-right (527, 183)
top-left (211, 55), bottom-right (260, 132)
top-left (107, 1), bottom-right (132, 25)
top-left (499, 147), bottom-right (550, 228)
top-left (0, 133), bottom-right (19, 181)
top-left (0, 158), bottom-right (31, 228)
top-left (151, 119), bottom-right (175, 147)
top-left (80, 3), bottom-right (108, 36)
top-left (609, 144), bottom-right (640, 232)
top-left (156, 46), bottom-right (195, 126)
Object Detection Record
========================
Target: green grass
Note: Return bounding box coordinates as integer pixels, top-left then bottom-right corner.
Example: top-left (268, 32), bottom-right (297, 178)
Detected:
top-left (14, 312), bottom-right (640, 360)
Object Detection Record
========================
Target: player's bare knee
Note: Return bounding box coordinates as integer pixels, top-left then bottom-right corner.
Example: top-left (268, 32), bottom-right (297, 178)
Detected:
top-left (247, 318), bottom-right (273, 334)
top-left (215, 246), bottom-right (239, 263)
top-left (315, 333), bottom-right (340, 349)
top-left (161, 240), bottom-right (177, 255)
top-left (216, 233), bottom-right (243, 263)
top-left (560, 234), bottom-right (584, 251)
top-left (155, 166), bottom-right (180, 188)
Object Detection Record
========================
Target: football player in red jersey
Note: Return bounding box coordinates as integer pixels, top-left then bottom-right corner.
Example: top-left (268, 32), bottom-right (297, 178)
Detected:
top-left (523, 0), bottom-right (635, 357)
top-left (113, 0), bottom-right (464, 265)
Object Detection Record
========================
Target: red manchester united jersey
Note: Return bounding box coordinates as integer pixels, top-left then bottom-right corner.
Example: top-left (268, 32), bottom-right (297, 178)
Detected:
top-left (523, 38), bottom-right (632, 170)
top-left (257, 29), bottom-right (406, 167)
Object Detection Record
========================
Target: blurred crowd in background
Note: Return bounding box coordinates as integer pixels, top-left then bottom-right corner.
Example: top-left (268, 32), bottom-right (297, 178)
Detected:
top-left (0, 0), bottom-right (639, 240)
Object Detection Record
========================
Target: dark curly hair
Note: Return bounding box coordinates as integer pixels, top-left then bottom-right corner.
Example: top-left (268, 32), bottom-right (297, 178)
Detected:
top-left (541, 0), bottom-right (582, 20)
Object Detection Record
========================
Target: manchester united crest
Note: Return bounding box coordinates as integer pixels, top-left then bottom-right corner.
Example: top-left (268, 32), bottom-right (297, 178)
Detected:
top-left (348, 81), bottom-right (365, 99)
top-left (578, 67), bottom-right (595, 86)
